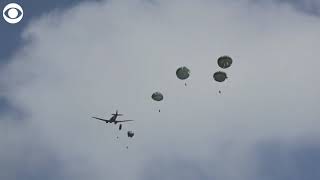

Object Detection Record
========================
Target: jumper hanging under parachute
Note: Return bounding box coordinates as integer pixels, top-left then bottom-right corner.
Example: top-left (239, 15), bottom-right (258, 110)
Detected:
top-left (213, 71), bottom-right (228, 94)
top-left (176, 66), bottom-right (190, 86)
top-left (152, 92), bottom-right (163, 112)
top-left (217, 56), bottom-right (232, 69)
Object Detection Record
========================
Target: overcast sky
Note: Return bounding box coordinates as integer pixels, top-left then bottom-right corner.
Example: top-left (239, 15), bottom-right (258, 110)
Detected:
top-left (1, 0), bottom-right (320, 180)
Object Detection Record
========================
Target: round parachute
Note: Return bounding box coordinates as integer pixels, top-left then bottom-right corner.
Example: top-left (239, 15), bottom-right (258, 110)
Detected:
top-left (152, 92), bottom-right (163, 101)
top-left (176, 66), bottom-right (190, 80)
top-left (213, 71), bottom-right (228, 82)
top-left (217, 56), bottom-right (232, 69)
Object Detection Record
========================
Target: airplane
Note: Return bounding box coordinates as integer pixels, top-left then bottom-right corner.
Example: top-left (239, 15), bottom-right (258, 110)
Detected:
top-left (92, 110), bottom-right (134, 125)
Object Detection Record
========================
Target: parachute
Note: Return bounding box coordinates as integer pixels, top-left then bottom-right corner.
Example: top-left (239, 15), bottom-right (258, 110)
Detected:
top-left (152, 92), bottom-right (163, 101)
top-left (152, 92), bottom-right (163, 112)
top-left (213, 71), bottom-right (228, 82)
top-left (176, 66), bottom-right (190, 80)
top-left (127, 131), bottom-right (134, 138)
top-left (217, 56), bottom-right (232, 69)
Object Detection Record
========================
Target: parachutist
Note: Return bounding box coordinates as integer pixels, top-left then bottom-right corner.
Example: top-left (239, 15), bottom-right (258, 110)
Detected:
top-left (219, 90), bottom-right (221, 94)
top-left (152, 92), bottom-right (163, 113)
top-left (176, 66), bottom-right (190, 86)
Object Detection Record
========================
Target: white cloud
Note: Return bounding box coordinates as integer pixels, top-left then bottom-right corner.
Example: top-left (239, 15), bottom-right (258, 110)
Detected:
top-left (1, 0), bottom-right (320, 179)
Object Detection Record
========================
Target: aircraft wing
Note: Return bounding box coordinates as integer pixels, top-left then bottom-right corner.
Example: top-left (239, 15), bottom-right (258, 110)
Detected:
top-left (92, 117), bottom-right (110, 122)
top-left (115, 120), bottom-right (134, 123)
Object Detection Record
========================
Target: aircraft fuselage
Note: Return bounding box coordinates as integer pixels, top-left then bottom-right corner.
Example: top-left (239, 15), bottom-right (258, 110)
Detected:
top-left (108, 115), bottom-right (118, 124)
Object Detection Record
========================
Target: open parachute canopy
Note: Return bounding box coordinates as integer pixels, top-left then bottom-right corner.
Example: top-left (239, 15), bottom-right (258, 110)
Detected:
top-left (213, 71), bottom-right (228, 82)
top-left (176, 66), bottom-right (190, 80)
top-left (151, 92), bottom-right (164, 101)
top-left (217, 56), bottom-right (232, 69)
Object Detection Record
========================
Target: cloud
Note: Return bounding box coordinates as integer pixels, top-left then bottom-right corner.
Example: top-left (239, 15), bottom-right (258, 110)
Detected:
top-left (1, 0), bottom-right (320, 179)
top-left (254, 0), bottom-right (320, 16)
top-left (255, 140), bottom-right (320, 180)
top-left (0, 118), bottom-right (64, 180)
top-left (141, 140), bottom-right (320, 180)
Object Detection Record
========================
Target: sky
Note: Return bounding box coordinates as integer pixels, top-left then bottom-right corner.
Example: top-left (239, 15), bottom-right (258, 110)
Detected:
top-left (1, 0), bottom-right (320, 180)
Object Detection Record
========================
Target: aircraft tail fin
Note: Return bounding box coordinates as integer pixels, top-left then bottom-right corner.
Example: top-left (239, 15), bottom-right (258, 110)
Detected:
top-left (112, 110), bottom-right (123, 116)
